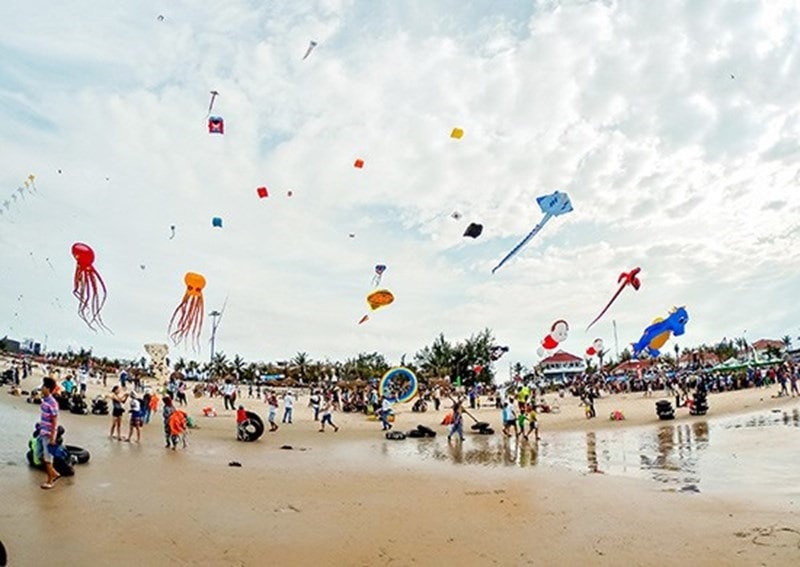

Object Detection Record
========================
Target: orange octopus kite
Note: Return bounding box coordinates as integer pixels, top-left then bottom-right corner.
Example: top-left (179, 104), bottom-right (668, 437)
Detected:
top-left (168, 272), bottom-right (206, 349)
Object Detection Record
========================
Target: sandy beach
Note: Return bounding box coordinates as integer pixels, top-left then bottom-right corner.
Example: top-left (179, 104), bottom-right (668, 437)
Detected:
top-left (1, 365), bottom-right (799, 566)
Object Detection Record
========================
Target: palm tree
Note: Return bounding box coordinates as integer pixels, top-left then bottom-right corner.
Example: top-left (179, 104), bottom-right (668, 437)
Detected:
top-left (231, 354), bottom-right (246, 380)
top-left (173, 357), bottom-right (187, 373)
top-left (291, 352), bottom-right (311, 382)
top-left (781, 335), bottom-right (792, 351)
top-left (210, 352), bottom-right (229, 380)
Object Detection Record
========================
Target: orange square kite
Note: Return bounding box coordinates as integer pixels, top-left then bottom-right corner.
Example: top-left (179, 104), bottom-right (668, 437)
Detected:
top-left (354, 158), bottom-right (364, 168)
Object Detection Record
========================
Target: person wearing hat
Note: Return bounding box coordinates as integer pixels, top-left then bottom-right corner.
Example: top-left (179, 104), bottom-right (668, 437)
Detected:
top-left (124, 390), bottom-right (143, 443)
top-left (36, 377), bottom-right (60, 489)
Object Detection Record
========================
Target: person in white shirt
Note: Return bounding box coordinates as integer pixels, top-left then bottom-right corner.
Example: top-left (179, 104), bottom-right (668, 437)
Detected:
top-left (318, 398), bottom-right (338, 433)
top-left (282, 391), bottom-right (294, 424)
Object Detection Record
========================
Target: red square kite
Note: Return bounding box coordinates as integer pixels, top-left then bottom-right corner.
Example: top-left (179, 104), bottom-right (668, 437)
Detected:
top-left (256, 187), bottom-right (268, 198)
top-left (354, 158), bottom-right (364, 168)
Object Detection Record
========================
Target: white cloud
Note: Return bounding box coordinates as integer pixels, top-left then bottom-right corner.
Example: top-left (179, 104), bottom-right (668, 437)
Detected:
top-left (2, 0), bottom-right (799, 367)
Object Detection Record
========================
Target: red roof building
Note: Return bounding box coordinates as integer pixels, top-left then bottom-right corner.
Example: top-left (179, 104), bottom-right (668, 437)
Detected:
top-left (537, 350), bottom-right (586, 381)
top-left (751, 339), bottom-right (784, 352)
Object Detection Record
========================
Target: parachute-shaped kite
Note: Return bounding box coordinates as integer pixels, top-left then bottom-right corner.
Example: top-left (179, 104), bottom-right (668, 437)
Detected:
top-left (586, 267), bottom-right (642, 331)
top-left (71, 242), bottom-right (109, 331)
top-left (208, 116), bottom-right (224, 134)
top-left (372, 264), bottom-right (386, 287)
top-left (585, 338), bottom-right (604, 357)
top-left (537, 320), bottom-right (568, 357)
top-left (302, 40), bottom-right (318, 60)
top-left (463, 223), bottom-right (483, 238)
top-left (492, 190), bottom-right (573, 274)
top-left (631, 307), bottom-right (689, 359)
top-left (212, 217), bottom-right (223, 228)
top-left (168, 272), bottom-right (206, 350)
top-left (358, 289), bottom-right (394, 324)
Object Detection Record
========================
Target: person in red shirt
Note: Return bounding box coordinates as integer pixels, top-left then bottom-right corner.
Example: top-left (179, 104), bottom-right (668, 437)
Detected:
top-left (236, 405), bottom-right (248, 440)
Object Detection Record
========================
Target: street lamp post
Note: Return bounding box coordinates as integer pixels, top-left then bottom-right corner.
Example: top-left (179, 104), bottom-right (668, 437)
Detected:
top-left (209, 310), bottom-right (222, 362)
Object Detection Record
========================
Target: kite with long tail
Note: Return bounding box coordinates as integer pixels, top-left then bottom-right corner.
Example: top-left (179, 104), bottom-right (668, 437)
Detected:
top-left (207, 90), bottom-right (219, 116)
top-left (491, 190), bottom-right (573, 274)
top-left (302, 41), bottom-right (318, 60)
top-left (585, 267), bottom-right (642, 331)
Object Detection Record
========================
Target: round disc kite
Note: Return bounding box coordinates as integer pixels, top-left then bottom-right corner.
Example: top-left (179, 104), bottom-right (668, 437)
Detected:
top-left (379, 367), bottom-right (418, 404)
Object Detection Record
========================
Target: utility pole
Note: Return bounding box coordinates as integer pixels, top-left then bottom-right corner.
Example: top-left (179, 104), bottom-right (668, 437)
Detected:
top-left (209, 310), bottom-right (222, 363)
top-left (613, 319), bottom-right (620, 359)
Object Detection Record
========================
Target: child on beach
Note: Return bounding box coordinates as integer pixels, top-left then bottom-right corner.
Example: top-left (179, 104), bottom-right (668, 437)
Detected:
top-left (524, 403), bottom-right (539, 442)
top-left (124, 391), bottom-right (143, 443)
top-left (501, 401), bottom-right (518, 437)
top-left (236, 405), bottom-right (248, 440)
top-left (447, 402), bottom-right (465, 442)
top-left (266, 391), bottom-right (279, 432)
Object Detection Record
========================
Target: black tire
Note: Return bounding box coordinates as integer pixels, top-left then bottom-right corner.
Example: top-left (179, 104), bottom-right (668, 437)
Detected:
top-left (65, 445), bottom-right (90, 465)
top-left (471, 422), bottom-right (490, 431)
top-left (477, 427), bottom-right (494, 435)
top-left (53, 457), bottom-right (75, 477)
top-left (415, 425), bottom-right (436, 437)
top-left (407, 429), bottom-right (425, 438)
top-left (385, 431), bottom-right (406, 440)
top-left (239, 411), bottom-right (265, 442)
top-left (0, 538), bottom-right (7, 567)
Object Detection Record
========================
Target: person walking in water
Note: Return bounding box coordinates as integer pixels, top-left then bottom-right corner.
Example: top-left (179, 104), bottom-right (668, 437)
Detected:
top-left (447, 401), bottom-right (465, 442)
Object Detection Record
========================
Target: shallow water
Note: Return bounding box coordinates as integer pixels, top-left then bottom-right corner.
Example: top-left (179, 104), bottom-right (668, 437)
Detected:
top-left (3, 396), bottom-right (799, 500)
top-left (329, 407), bottom-right (800, 499)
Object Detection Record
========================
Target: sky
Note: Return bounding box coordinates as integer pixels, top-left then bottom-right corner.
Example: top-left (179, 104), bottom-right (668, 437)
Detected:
top-left (1, 0), bottom-right (799, 369)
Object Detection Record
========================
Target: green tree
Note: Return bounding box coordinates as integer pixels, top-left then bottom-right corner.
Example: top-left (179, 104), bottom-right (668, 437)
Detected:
top-left (414, 333), bottom-right (454, 381)
top-left (781, 335), bottom-right (792, 351)
top-left (290, 352), bottom-right (311, 382)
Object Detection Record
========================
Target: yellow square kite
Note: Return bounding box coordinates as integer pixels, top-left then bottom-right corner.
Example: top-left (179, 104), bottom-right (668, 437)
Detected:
top-left (450, 127), bottom-right (464, 139)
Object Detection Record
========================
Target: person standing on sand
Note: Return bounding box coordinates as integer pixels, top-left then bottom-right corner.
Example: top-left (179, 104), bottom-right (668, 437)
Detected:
top-left (282, 390), bottom-right (294, 424)
top-left (36, 377), bottom-right (60, 490)
top-left (162, 396), bottom-right (177, 448)
top-left (109, 385), bottom-right (129, 441)
top-left (267, 391), bottom-right (279, 431)
top-left (318, 398), bottom-right (339, 432)
top-left (223, 379), bottom-right (237, 411)
top-left (124, 391), bottom-right (143, 442)
top-left (379, 396), bottom-right (393, 431)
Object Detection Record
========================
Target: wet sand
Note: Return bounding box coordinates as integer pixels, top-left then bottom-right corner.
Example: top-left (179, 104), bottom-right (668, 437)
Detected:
top-left (1, 368), bottom-right (799, 565)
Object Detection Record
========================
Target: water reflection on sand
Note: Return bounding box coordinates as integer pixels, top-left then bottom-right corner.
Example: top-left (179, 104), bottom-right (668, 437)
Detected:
top-left (346, 408), bottom-right (800, 497)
